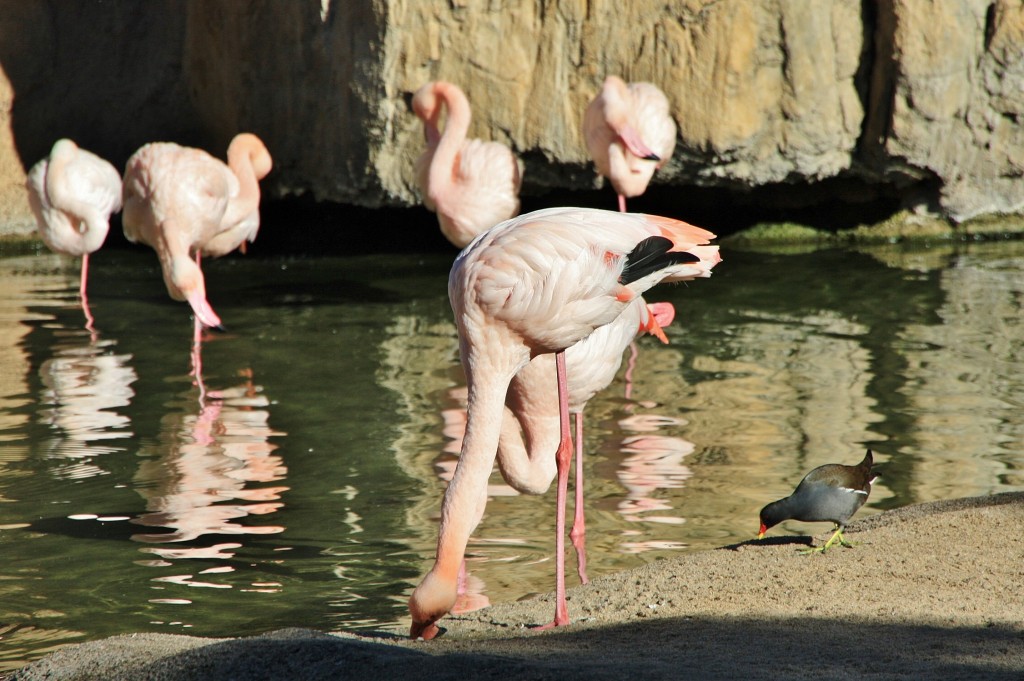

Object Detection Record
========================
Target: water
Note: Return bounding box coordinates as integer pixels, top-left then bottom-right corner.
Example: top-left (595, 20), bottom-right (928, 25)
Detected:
top-left (1, 236), bottom-right (1023, 669)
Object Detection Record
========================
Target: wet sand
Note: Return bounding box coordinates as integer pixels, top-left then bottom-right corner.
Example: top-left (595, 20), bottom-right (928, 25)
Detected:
top-left (8, 492), bottom-right (1024, 681)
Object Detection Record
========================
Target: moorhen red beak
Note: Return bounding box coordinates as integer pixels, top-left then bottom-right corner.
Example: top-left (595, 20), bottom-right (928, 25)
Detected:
top-left (758, 449), bottom-right (877, 554)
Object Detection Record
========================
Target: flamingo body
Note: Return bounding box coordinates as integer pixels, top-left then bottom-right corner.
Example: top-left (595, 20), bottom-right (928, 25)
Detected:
top-left (26, 139), bottom-right (122, 307)
top-left (497, 296), bottom-right (668, 494)
top-left (121, 133), bottom-right (272, 329)
top-left (413, 81), bottom-right (522, 247)
top-left (583, 76), bottom-right (677, 211)
top-left (409, 207), bottom-right (719, 638)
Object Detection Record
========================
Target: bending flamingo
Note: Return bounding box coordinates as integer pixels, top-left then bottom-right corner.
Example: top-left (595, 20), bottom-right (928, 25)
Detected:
top-left (413, 81), bottom-right (522, 247)
top-left (26, 139), bottom-right (122, 330)
top-left (409, 206), bottom-right (720, 639)
top-left (121, 133), bottom-right (272, 332)
top-left (583, 76), bottom-right (677, 212)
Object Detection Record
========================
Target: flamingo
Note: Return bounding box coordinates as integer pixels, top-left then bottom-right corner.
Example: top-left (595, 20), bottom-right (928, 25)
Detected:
top-left (583, 76), bottom-right (677, 213)
top-left (408, 206), bottom-right (720, 639)
top-left (26, 139), bottom-right (123, 330)
top-left (413, 80), bottom-right (522, 247)
top-left (121, 133), bottom-right (272, 333)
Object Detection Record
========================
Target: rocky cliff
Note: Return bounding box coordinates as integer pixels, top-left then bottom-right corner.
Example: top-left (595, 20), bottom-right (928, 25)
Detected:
top-left (1, 0), bottom-right (1021, 237)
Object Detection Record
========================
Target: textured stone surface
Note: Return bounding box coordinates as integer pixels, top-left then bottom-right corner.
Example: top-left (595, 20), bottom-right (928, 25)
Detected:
top-left (865, 0), bottom-right (1024, 220)
top-left (0, 0), bottom-right (1021, 236)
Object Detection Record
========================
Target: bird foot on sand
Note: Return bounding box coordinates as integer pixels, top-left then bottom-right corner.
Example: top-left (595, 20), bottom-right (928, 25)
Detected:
top-left (798, 530), bottom-right (857, 554)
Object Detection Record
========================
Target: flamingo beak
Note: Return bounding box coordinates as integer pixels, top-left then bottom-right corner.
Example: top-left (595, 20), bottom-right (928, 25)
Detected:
top-left (186, 289), bottom-right (223, 331)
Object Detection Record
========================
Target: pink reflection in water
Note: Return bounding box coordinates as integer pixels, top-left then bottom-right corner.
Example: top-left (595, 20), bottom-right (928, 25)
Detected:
top-left (615, 432), bottom-right (694, 523)
top-left (131, 371), bottom-right (288, 555)
top-left (39, 340), bottom-right (136, 446)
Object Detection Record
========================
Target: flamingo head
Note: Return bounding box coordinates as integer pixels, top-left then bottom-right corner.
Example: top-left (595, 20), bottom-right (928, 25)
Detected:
top-left (167, 257), bottom-right (223, 330)
top-left (408, 571), bottom-right (456, 641)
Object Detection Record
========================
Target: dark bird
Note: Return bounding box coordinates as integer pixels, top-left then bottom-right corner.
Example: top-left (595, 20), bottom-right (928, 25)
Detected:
top-left (758, 449), bottom-right (877, 554)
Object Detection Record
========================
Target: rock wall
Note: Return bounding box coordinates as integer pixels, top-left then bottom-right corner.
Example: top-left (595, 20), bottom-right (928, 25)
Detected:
top-left (0, 1), bottom-right (195, 235)
top-left (0, 0), bottom-right (1021, 237)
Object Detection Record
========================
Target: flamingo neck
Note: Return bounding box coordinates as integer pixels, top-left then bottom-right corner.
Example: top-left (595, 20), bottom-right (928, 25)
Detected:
top-left (434, 345), bottom-right (523, 575)
top-left (227, 148), bottom-right (262, 217)
top-left (428, 83), bottom-right (471, 200)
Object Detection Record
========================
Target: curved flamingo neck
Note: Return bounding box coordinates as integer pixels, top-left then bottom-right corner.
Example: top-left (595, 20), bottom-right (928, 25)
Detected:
top-left (428, 82), bottom-right (471, 197)
top-left (226, 137), bottom-right (265, 210)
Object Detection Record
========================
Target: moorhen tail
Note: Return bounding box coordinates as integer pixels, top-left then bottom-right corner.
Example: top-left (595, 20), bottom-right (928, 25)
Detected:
top-left (758, 449), bottom-right (877, 553)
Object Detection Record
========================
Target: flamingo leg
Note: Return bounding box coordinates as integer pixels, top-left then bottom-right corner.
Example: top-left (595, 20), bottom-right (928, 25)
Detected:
top-left (78, 253), bottom-right (97, 335)
top-left (569, 412), bottom-right (589, 584)
top-left (191, 324), bottom-right (207, 404)
top-left (537, 349), bottom-right (573, 630)
top-left (623, 341), bottom-right (639, 400)
top-left (190, 247), bottom-right (207, 402)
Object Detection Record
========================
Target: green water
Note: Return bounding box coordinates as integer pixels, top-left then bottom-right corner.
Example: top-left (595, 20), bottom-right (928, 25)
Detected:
top-left (1, 237), bottom-right (1023, 669)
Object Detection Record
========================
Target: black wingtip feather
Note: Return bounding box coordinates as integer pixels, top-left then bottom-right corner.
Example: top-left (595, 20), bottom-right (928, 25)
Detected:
top-left (619, 236), bottom-right (700, 285)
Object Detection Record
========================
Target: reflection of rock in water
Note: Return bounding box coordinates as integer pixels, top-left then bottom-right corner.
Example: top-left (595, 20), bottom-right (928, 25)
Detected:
top-left (898, 249), bottom-right (1024, 497)
top-left (38, 340), bottom-right (137, 478)
top-left (130, 375), bottom-right (288, 555)
top-left (375, 314), bottom-right (463, 520)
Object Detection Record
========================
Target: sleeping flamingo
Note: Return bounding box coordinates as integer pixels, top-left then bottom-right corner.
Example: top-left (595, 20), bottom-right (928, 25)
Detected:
top-left (26, 139), bottom-right (123, 330)
top-left (413, 80), bottom-right (522, 247)
top-left (583, 76), bottom-right (677, 212)
top-left (121, 133), bottom-right (272, 334)
top-left (409, 206), bottom-right (720, 639)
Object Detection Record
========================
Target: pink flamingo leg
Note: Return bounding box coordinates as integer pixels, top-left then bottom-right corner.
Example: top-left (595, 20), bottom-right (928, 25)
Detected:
top-left (623, 341), bottom-right (639, 400)
top-left (537, 350), bottom-right (573, 630)
top-left (189, 251), bottom-right (207, 402)
top-left (569, 412), bottom-right (589, 584)
top-left (79, 254), bottom-right (96, 335)
top-left (190, 324), bottom-right (207, 403)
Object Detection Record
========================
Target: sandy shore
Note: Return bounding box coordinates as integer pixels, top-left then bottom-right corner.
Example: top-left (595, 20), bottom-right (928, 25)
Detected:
top-left (8, 492), bottom-right (1024, 681)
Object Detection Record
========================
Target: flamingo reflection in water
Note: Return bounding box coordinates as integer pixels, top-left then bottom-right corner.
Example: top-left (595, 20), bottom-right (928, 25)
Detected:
top-left (130, 370), bottom-right (288, 588)
top-left (38, 338), bottom-right (137, 479)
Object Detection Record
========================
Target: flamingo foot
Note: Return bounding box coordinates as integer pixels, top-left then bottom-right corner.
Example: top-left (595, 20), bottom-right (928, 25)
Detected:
top-left (534, 601), bottom-right (571, 631)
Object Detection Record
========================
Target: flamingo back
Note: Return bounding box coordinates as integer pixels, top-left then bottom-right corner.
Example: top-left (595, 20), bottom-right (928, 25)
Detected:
top-left (122, 142), bottom-right (234, 252)
top-left (27, 141), bottom-right (122, 256)
top-left (450, 207), bottom-right (718, 354)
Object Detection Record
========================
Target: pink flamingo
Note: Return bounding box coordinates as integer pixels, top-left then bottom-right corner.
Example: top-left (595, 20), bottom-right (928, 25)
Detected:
top-left (408, 206), bottom-right (720, 639)
top-left (26, 139), bottom-right (123, 331)
top-left (121, 133), bottom-right (272, 335)
top-left (413, 81), bottom-right (522, 247)
top-left (583, 76), bottom-right (677, 213)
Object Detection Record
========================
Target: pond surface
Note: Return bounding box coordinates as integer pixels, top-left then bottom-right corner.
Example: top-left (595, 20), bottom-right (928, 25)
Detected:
top-left (1, 235), bottom-right (1023, 669)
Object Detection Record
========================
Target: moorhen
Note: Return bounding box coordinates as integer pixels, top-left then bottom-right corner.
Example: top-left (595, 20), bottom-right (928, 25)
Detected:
top-left (758, 449), bottom-right (877, 553)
